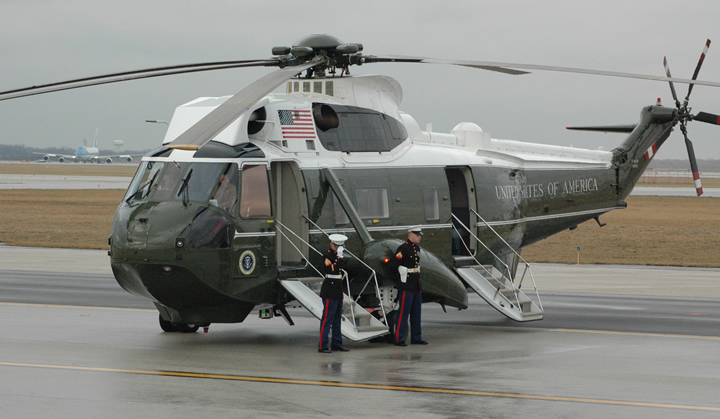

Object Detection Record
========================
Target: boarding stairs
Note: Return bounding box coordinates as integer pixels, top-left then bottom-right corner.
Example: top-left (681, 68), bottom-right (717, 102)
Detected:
top-left (451, 210), bottom-right (543, 322)
top-left (275, 219), bottom-right (389, 342)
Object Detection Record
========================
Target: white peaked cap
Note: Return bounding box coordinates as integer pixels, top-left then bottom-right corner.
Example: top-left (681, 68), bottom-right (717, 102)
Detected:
top-left (328, 234), bottom-right (348, 245)
top-left (407, 225), bottom-right (423, 235)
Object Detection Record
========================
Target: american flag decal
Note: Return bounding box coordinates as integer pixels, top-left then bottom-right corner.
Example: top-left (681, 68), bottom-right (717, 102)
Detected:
top-left (278, 110), bottom-right (316, 139)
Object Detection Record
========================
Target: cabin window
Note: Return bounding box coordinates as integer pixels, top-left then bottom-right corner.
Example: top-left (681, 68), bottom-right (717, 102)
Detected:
top-left (303, 82), bottom-right (310, 92)
top-left (210, 163), bottom-right (239, 214)
top-left (423, 188), bottom-right (440, 221)
top-left (314, 81), bottom-right (322, 93)
top-left (240, 165), bottom-right (271, 218)
top-left (332, 194), bottom-right (349, 225)
top-left (313, 103), bottom-right (407, 153)
top-left (325, 81), bottom-right (333, 96)
top-left (355, 188), bottom-right (389, 218)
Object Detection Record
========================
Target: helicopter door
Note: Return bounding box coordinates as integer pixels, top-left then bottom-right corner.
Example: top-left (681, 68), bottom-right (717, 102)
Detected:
top-left (271, 162), bottom-right (309, 267)
top-left (446, 167), bottom-right (477, 256)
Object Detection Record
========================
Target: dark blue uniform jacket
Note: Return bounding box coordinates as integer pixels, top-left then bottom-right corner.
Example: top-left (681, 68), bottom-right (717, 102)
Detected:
top-left (320, 248), bottom-right (344, 300)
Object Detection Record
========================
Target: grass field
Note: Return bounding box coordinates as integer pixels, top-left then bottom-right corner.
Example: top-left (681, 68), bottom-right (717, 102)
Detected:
top-left (521, 196), bottom-right (720, 267)
top-left (0, 188), bottom-right (718, 267)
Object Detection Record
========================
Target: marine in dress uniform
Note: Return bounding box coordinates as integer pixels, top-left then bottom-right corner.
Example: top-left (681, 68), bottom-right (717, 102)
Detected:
top-left (393, 225), bottom-right (429, 346)
top-left (318, 234), bottom-right (350, 353)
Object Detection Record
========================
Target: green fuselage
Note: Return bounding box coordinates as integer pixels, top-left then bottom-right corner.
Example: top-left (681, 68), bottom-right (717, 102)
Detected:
top-left (109, 104), bottom-right (675, 326)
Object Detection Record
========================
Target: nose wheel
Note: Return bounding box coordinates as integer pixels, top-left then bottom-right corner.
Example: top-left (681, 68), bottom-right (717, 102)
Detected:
top-left (159, 314), bottom-right (200, 333)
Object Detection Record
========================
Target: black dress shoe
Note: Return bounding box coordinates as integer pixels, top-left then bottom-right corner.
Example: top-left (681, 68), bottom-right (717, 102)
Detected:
top-left (318, 348), bottom-right (332, 353)
top-left (411, 340), bottom-right (429, 345)
top-left (394, 341), bottom-right (407, 347)
top-left (331, 346), bottom-right (350, 352)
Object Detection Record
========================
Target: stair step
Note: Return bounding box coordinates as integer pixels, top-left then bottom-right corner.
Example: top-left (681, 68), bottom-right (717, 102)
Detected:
top-left (280, 279), bottom-right (389, 342)
top-left (456, 266), bottom-right (543, 322)
top-left (356, 324), bottom-right (389, 332)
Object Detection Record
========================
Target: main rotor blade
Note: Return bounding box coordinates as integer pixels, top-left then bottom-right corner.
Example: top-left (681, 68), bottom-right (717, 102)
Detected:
top-left (682, 132), bottom-right (704, 196)
top-left (694, 111), bottom-right (720, 125)
top-left (663, 57), bottom-right (680, 107)
top-left (0, 60), bottom-right (278, 101)
top-left (167, 61), bottom-right (321, 151)
top-left (363, 56), bottom-right (528, 75)
top-left (686, 39), bottom-right (711, 103)
top-left (365, 55), bottom-right (720, 87)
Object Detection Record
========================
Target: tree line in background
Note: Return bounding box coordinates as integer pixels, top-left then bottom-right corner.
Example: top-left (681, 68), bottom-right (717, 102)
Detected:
top-left (0, 144), bottom-right (150, 161)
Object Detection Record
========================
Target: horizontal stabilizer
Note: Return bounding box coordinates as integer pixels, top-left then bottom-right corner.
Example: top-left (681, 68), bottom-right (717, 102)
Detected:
top-left (566, 124), bottom-right (637, 133)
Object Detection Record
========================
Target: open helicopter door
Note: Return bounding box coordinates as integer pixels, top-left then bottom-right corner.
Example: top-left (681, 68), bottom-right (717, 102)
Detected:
top-left (446, 167), bottom-right (477, 258)
top-left (271, 162), bottom-right (309, 267)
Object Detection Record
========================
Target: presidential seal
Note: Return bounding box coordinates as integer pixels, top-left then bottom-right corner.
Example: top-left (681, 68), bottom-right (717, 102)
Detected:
top-left (239, 250), bottom-right (256, 275)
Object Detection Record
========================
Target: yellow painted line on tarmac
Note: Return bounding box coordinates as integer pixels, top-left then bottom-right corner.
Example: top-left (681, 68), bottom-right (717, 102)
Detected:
top-left (549, 328), bottom-right (720, 341)
top-left (0, 301), bottom-right (154, 312)
top-left (1, 361), bottom-right (719, 412)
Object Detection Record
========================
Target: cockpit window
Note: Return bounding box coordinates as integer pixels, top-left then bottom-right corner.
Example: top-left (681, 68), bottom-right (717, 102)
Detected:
top-left (124, 161), bottom-right (238, 207)
top-left (153, 162), bottom-right (187, 201)
top-left (210, 163), bottom-right (239, 214)
top-left (179, 162), bottom-right (225, 203)
top-left (124, 161), bottom-right (165, 202)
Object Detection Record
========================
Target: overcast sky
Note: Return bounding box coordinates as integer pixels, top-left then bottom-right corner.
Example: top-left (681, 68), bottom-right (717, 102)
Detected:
top-left (1, 0), bottom-right (719, 160)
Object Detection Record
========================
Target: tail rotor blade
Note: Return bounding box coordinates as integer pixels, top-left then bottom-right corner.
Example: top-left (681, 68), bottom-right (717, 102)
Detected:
top-left (663, 57), bottom-right (680, 107)
top-left (685, 39), bottom-right (711, 103)
top-left (694, 111), bottom-right (720, 125)
top-left (682, 132), bottom-right (704, 196)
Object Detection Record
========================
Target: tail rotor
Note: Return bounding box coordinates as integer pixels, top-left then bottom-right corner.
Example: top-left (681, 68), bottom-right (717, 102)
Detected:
top-left (662, 39), bottom-right (716, 196)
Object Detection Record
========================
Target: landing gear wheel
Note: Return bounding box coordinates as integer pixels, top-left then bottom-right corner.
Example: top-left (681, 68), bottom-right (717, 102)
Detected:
top-left (175, 323), bottom-right (200, 333)
top-left (159, 314), bottom-right (177, 332)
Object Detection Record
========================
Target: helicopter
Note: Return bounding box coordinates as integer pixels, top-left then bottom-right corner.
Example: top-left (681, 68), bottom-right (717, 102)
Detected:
top-left (2, 34), bottom-right (719, 340)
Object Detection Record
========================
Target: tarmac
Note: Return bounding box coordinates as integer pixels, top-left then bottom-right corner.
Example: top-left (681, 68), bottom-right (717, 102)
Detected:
top-left (1, 170), bottom-right (720, 417)
top-left (1, 245), bottom-right (720, 418)
top-left (2, 245), bottom-right (718, 298)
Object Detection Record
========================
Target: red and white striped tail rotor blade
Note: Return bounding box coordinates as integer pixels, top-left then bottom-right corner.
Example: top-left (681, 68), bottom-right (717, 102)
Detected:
top-left (686, 39), bottom-right (711, 102)
top-left (683, 135), bottom-right (703, 196)
top-left (663, 56), bottom-right (680, 107)
top-left (694, 111), bottom-right (720, 125)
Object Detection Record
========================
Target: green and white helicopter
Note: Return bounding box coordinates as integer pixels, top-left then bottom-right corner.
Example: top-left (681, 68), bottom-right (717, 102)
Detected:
top-left (3, 34), bottom-right (718, 340)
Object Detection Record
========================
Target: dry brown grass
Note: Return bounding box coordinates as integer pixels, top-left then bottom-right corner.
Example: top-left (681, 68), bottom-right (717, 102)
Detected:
top-left (0, 162), bottom-right (137, 177)
top-left (1, 189), bottom-right (718, 267)
top-left (0, 189), bottom-right (124, 249)
top-left (523, 196), bottom-right (720, 267)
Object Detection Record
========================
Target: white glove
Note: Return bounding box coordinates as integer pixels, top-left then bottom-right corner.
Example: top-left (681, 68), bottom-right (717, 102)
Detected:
top-left (398, 265), bottom-right (408, 283)
top-left (337, 246), bottom-right (344, 258)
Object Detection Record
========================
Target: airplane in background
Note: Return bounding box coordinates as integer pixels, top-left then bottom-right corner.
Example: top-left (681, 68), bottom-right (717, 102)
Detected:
top-left (36, 129), bottom-right (135, 163)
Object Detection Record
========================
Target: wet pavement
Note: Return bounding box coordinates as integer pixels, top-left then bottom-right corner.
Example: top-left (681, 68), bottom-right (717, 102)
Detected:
top-left (1, 246), bottom-right (720, 417)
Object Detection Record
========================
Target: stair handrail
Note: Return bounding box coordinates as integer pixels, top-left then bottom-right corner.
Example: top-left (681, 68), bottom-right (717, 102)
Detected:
top-left (340, 269), bottom-right (357, 326)
top-left (273, 219), bottom-right (324, 279)
top-left (450, 214), bottom-right (522, 310)
top-left (469, 208), bottom-right (543, 313)
top-left (450, 214), bottom-right (513, 283)
top-left (302, 214), bottom-right (388, 326)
